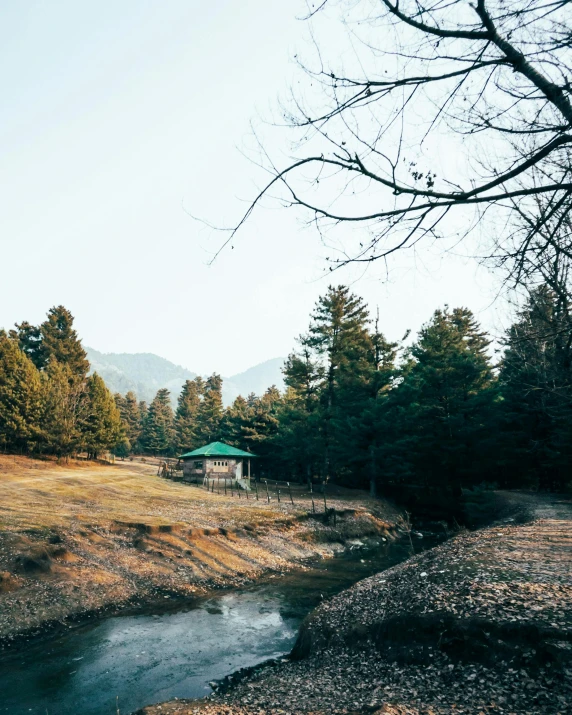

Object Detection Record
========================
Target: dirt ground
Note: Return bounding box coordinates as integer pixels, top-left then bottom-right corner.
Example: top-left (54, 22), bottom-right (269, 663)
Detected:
top-left (0, 455), bottom-right (401, 645)
top-left (140, 493), bottom-right (572, 715)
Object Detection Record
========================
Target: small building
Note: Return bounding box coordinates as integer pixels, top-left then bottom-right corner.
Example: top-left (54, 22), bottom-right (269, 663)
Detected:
top-left (178, 441), bottom-right (257, 484)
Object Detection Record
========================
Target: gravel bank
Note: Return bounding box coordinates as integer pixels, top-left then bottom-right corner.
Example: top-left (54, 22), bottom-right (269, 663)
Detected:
top-left (140, 493), bottom-right (572, 714)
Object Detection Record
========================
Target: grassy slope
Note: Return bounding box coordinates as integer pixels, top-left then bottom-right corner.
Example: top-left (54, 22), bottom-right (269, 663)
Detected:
top-left (0, 455), bottom-right (401, 644)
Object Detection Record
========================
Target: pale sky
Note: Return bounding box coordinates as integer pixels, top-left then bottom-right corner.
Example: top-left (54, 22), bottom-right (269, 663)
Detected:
top-left (0, 1), bottom-right (508, 376)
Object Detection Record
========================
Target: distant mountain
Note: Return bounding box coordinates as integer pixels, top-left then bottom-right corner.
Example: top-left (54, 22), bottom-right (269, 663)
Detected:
top-left (86, 348), bottom-right (196, 404)
top-left (222, 357), bottom-right (286, 404)
top-left (86, 347), bottom-right (285, 406)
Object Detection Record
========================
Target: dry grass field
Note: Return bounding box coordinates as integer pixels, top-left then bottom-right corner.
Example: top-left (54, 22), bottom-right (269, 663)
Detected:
top-left (0, 455), bottom-right (401, 644)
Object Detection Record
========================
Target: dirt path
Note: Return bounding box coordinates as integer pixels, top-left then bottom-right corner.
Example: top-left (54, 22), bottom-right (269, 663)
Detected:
top-left (0, 455), bottom-right (401, 646)
top-left (140, 493), bottom-right (572, 715)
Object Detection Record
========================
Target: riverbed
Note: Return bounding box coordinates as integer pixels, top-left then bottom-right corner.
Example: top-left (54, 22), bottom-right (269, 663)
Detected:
top-left (0, 536), bottom-right (440, 715)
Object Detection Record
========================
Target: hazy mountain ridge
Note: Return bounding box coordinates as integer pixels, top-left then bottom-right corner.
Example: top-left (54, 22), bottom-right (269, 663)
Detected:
top-left (85, 347), bottom-right (285, 406)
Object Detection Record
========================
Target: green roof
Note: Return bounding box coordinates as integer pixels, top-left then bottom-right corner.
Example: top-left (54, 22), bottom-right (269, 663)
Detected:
top-left (178, 441), bottom-right (257, 459)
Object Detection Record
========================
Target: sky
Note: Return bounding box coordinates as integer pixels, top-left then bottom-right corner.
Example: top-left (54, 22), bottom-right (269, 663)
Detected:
top-left (0, 0), bottom-right (509, 376)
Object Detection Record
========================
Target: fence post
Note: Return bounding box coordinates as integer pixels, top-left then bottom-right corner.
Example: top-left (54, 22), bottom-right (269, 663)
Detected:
top-left (323, 482), bottom-right (327, 512)
top-left (277, 487), bottom-right (281, 503)
top-left (255, 481), bottom-right (259, 500)
top-left (224, 479), bottom-right (227, 496)
top-left (310, 482), bottom-right (315, 514)
top-left (287, 482), bottom-right (294, 505)
top-left (265, 480), bottom-right (270, 503)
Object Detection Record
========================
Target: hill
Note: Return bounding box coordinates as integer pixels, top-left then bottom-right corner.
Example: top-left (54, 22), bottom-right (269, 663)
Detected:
top-left (85, 348), bottom-right (285, 405)
top-left (222, 357), bottom-right (286, 403)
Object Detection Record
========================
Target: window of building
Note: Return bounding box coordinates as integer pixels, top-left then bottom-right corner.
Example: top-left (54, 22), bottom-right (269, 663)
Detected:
top-left (194, 461), bottom-right (203, 469)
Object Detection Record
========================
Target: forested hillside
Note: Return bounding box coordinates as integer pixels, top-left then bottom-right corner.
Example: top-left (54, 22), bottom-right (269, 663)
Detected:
top-left (86, 348), bottom-right (197, 403)
top-left (86, 348), bottom-right (284, 406)
top-left (2, 287), bottom-right (570, 518)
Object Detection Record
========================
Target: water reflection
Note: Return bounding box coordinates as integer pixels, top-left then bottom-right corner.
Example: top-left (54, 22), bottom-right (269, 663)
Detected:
top-left (0, 538), bottom-right (438, 715)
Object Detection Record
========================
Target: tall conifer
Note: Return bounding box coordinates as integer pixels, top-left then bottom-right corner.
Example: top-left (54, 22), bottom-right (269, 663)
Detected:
top-left (141, 389), bottom-right (174, 455)
top-left (381, 307), bottom-right (496, 500)
top-left (0, 333), bottom-right (44, 452)
top-left (499, 286), bottom-right (572, 489)
top-left (195, 374), bottom-right (223, 444)
top-left (174, 377), bottom-right (204, 453)
top-left (83, 374), bottom-right (123, 458)
top-left (40, 306), bottom-right (89, 380)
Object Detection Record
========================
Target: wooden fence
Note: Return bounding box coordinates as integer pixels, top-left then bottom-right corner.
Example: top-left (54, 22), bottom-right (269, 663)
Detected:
top-left (156, 460), bottom-right (335, 517)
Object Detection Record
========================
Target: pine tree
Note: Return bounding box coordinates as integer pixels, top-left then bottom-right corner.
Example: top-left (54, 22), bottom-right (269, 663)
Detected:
top-left (382, 307), bottom-right (497, 502)
top-left (275, 348), bottom-right (325, 482)
top-left (40, 306), bottom-right (89, 380)
top-left (174, 377), bottom-right (204, 453)
top-left (10, 321), bottom-right (46, 370)
top-left (42, 361), bottom-right (87, 458)
top-left (195, 374), bottom-right (223, 444)
top-left (336, 322), bottom-right (397, 494)
top-left (138, 400), bottom-right (148, 451)
top-left (0, 333), bottom-right (44, 452)
top-left (241, 388), bottom-right (281, 452)
top-left (499, 286), bottom-right (572, 490)
top-left (114, 391), bottom-right (142, 452)
top-left (220, 395), bottom-right (250, 446)
top-left (303, 285), bottom-right (374, 480)
top-left (125, 391), bottom-right (143, 449)
top-left (140, 389), bottom-right (175, 455)
top-left (82, 374), bottom-right (123, 459)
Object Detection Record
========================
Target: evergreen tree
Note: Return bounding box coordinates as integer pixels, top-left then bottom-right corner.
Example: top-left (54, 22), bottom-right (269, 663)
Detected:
top-left (10, 321), bottom-right (46, 370)
top-left (195, 374), bottom-right (223, 444)
top-left (174, 377), bottom-right (204, 453)
top-left (114, 390), bottom-right (142, 452)
top-left (40, 306), bottom-right (89, 380)
top-left (336, 323), bottom-right (398, 494)
top-left (82, 374), bottom-right (123, 458)
top-left (239, 388), bottom-right (281, 454)
top-left (0, 333), bottom-right (44, 452)
top-left (42, 361), bottom-right (87, 458)
top-left (114, 437), bottom-right (131, 459)
top-left (221, 395), bottom-right (251, 446)
top-left (6, 306), bottom-right (90, 457)
top-left (114, 393), bottom-right (126, 418)
top-left (303, 285), bottom-right (374, 481)
top-left (499, 286), bottom-right (572, 490)
top-left (275, 348), bottom-right (325, 482)
top-left (381, 308), bottom-right (497, 503)
top-left (140, 389), bottom-right (175, 455)
top-left (138, 400), bottom-right (148, 451)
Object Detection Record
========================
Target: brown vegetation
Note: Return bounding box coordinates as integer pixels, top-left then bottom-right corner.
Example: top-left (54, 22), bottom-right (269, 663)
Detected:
top-left (0, 455), bottom-right (401, 646)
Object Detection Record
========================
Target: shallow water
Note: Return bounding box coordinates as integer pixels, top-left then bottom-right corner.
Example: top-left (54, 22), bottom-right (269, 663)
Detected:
top-left (0, 536), bottom-right (440, 715)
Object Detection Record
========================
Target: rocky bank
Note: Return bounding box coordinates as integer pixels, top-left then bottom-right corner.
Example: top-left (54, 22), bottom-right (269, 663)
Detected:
top-left (139, 493), bottom-right (572, 714)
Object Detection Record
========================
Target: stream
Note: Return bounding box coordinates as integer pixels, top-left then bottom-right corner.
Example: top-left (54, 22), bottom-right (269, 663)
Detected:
top-left (0, 536), bottom-right (441, 715)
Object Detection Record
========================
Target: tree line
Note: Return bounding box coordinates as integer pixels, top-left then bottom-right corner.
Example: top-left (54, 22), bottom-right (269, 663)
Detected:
top-left (116, 284), bottom-right (572, 504)
top-left (2, 290), bottom-right (570, 507)
top-left (268, 285), bottom-right (571, 500)
top-left (0, 306), bottom-right (122, 458)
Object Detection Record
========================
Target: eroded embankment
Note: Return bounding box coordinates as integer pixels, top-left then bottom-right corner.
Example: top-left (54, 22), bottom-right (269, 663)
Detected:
top-left (0, 456), bottom-right (402, 647)
top-left (140, 493), bottom-right (572, 715)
